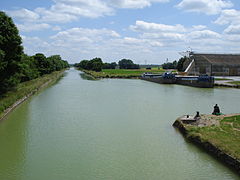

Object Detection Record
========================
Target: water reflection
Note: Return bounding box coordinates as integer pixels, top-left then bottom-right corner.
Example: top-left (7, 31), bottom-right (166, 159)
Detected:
top-left (0, 100), bottom-right (31, 180)
top-left (79, 72), bottom-right (97, 81)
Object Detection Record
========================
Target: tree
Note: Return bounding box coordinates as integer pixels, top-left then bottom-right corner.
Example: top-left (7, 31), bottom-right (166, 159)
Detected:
top-left (162, 60), bottom-right (177, 69)
top-left (103, 62), bottom-right (117, 69)
top-left (76, 58), bottom-right (103, 72)
top-left (33, 53), bottom-right (50, 75)
top-left (90, 58), bottom-right (103, 72)
top-left (19, 54), bottom-right (39, 82)
top-left (118, 59), bottom-right (140, 69)
top-left (0, 11), bottom-right (23, 94)
top-left (176, 56), bottom-right (188, 72)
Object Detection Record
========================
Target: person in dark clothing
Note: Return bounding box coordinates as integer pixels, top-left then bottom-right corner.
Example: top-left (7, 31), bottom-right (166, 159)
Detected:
top-left (212, 104), bottom-right (220, 115)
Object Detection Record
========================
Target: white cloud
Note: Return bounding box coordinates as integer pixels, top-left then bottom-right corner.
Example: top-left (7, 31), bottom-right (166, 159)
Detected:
top-left (107, 0), bottom-right (169, 9)
top-left (51, 27), bottom-right (120, 42)
top-left (7, 0), bottom-right (169, 25)
top-left (34, 7), bottom-right (78, 23)
top-left (17, 23), bottom-right (51, 32)
top-left (141, 32), bottom-right (185, 41)
top-left (192, 25), bottom-right (207, 30)
top-left (176, 0), bottom-right (233, 15)
top-left (214, 9), bottom-right (240, 25)
top-left (188, 30), bottom-right (221, 39)
top-left (223, 25), bottom-right (240, 34)
top-left (21, 36), bottom-right (50, 55)
top-left (7, 8), bottom-right (39, 22)
top-left (122, 37), bottom-right (163, 46)
top-left (130, 20), bottom-right (186, 32)
top-left (51, 0), bottom-right (114, 18)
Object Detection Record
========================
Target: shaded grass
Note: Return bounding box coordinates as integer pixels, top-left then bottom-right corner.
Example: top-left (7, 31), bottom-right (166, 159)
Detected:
top-left (0, 70), bottom-right (66, 118)
top-left (186, 115), bottom-right (240, 160)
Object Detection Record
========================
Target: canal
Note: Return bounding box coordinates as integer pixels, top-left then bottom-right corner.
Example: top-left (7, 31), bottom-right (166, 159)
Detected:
top-left (0, 68), bottom-right (239, 180)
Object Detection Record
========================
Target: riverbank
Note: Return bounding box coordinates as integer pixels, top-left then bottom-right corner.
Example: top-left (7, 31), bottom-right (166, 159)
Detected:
top-left (81, 68), bottom-right (165, 79)
top-left (173, 114), bottom-right (240, 173)
top-left (214, 81), bottom-right (240, 88)
top-left (215, 77), bottom-right (240, 88)
top-left (0, 70), bottom-right (66, 121)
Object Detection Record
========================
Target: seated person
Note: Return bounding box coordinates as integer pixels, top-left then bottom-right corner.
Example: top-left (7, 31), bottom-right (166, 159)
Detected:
top-left (212, 104), bottom-right (220, 115)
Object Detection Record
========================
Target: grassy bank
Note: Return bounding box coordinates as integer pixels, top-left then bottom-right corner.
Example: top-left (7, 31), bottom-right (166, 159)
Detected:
top-left (0, 70), bottom-right (66, 119)
top-left (228, 81), bottom-right (240, 86)
top-left (82, 68), bottom-right (167, 78)
top-left (183, 115), bottom-right (240, 160)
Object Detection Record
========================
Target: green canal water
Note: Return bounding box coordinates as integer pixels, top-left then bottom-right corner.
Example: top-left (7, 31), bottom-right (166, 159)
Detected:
top-left (0, 68), bottom-right (239, 180)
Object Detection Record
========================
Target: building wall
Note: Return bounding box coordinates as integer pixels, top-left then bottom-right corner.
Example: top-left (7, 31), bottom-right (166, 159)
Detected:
top-left (188, 56), bottom-right (211, 75)
top-left (212, 65), bottom-right (240, 76)
top-left (186, 55), bottom-right (240, 76)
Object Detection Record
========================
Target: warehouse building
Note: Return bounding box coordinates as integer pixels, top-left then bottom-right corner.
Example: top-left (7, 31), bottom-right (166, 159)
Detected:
top-left (184, 53), bottom-right (240, 76)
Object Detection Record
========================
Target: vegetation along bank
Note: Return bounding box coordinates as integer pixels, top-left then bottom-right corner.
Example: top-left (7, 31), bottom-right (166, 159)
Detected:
top-left (173, 114), bottom-right (240, 173)
top-left (0, 11), bottom-right (69, 120)
top-left (74, 58), bottom-right (176, 78)
top-left (0, 70), bottom-right (66, 120)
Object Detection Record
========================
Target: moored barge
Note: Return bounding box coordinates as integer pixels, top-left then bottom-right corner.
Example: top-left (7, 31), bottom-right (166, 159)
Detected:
top-left (141, 72), bottom-right (214, 88)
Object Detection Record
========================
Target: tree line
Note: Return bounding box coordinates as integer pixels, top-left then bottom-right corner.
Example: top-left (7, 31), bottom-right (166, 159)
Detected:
top-left (161, 57), bottom-right (188, 72)
top-left (0, 11), bottom-right (69, 94)
top-left (74, 58), bottom-right (140, 71)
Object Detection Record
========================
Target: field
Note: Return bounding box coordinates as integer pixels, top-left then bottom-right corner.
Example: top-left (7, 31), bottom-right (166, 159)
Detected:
top-left (186, 115), bottom-right (240, 160)
top-left (82, 68), bottom-right (168, 78)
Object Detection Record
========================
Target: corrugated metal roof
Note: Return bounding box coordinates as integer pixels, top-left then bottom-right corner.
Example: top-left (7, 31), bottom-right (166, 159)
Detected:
top-left (193, 53), bottom-right (240, 66)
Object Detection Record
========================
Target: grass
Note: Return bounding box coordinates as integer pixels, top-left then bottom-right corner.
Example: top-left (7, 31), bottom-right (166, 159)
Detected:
top-left (186, 115), bottom-right (240, 160)
top-left (215, 78), bottom-right (232, 81)
top-left (228, 81), bottom-right (240, 85)
top-left (82, 68), bottom-right (169, 78)
top-left (0, 70), bottom-right (66, 118)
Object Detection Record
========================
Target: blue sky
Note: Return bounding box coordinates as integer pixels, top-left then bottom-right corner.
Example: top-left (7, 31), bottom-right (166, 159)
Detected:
top-left (1, 0), bottom-right (240, 64)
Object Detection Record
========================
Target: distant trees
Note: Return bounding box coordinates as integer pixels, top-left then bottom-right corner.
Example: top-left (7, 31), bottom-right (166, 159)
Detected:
top-left (176, 56), bottom-right (188, 72)
top-left (162, 60), bottom-right (177, 69)
top-left (18, 53), bottom-right (69, 85)
top-left (161, 57), bottom-right (188, 71)
top-left (118, 59), bottom-right (140, 69)
top-left (75, 58), bottom-right (140, 72)
top-left (103, 62), bottom-right (117, 69)
top-left (0, 11), bottom-right (69, 95)
top-left (74, 58), bottom-right (103, 72)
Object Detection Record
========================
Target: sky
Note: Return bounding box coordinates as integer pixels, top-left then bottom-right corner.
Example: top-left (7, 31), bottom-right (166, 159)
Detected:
top-left (1, 0), bottom-right (240, 64)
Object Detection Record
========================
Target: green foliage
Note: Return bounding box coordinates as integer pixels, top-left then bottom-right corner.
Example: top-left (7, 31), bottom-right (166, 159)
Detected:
top-left (19, 54), bottom-right (40, 82)
top-left (0, 11), bottom-right (70, 95)
top-left (176, 56), bottom-right (188, 72)
top-left (30, 53), bottom-right (69, 76)
top-left (0, 11), bottom-right (23, 94)
top-left (0, 70), bottom-right (65, 117)
top-left (118, 59), bottom-right (140, 69)
top-left (103, 62), bottom-right (117, 69)
top-left (162, 60), bottom-right (177, 69)
top-left (75, 58), bottom-right (103, 72)
top-left (33, 53), bottom-right (50, 75)
top-left (161, 57), bottom-right (189, 71)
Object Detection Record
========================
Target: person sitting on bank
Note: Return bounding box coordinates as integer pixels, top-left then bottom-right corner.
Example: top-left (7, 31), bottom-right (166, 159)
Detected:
top-left (212, 104), bottom-right (220, 115)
